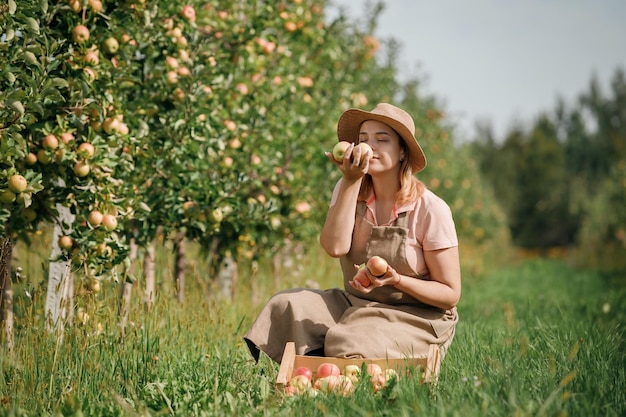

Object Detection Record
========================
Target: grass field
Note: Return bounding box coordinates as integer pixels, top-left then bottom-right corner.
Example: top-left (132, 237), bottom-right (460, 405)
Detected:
top-left (1, 238), bottom-right (625, 416)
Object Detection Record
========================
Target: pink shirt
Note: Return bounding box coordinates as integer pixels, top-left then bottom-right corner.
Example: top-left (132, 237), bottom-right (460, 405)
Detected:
top-left (330, 180), bottom-right (458, 277)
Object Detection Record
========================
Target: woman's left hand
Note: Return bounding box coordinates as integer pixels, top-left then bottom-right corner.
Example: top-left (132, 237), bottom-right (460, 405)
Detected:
top-left (349, 263), bottom-right (401, 293)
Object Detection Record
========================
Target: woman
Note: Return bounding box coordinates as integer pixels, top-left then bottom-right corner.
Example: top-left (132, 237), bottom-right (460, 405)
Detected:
top-left (244, 103), bottom-right (460, 363)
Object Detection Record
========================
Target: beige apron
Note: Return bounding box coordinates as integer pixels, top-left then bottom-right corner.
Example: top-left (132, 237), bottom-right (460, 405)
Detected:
top-left (244, 201), bottom-right (458, 363)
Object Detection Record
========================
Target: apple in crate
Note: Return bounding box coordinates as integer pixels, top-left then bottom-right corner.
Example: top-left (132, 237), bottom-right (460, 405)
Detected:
top-left (316, 362), bottom-right (341, 379)
top-left (367, 363), bottom-right (386, 392)
top-left (343, 364), bottom-right (361, 384)
top-left (286, 375), bottom-right (312, 396)
top-left (293, 366), bottom-right (313, 382)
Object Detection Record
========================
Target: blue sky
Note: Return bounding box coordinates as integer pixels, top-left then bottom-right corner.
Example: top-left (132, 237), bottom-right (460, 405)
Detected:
top-left (329, 0), bottom-right (626, 139)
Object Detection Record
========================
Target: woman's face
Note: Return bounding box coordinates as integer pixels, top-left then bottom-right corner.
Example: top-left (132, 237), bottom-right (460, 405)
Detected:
top-left (358, 120), bottom-right (405, 175)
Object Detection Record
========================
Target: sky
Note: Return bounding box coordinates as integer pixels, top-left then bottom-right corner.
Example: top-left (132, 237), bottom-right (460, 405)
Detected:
top-left (329, 0), bottom-right (626, 140)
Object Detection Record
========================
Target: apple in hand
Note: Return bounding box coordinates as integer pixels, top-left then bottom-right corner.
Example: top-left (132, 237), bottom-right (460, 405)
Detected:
top-left (367, 255), bottom-right (388, 278)
top-left (316, 362), bottom-right (341, 379)
top-left (355, 142), bottom-right (373, 163)
top-left (332, 141), bottom-right (351, 162)
top-left (353, 263), bottom-right (372, 287)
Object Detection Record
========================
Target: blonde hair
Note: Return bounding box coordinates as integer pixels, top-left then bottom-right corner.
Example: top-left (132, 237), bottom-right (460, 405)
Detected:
top-left (357, 142), bottom-right (426, 205)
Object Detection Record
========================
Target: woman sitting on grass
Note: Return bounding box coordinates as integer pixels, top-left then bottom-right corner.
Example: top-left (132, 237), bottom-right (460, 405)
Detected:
top-left (245, 103), bottom-right (461, 362)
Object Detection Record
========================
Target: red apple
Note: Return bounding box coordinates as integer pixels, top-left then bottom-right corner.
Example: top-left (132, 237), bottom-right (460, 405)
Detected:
top-left (88, 0), bottom-right (103, 12)
top-left (354, 263), bottom-right (372, 287)
top-left (367, 363), bottom-right (385, 392)
top-left (367, 256), bottom-right (388, 277)
top-left (60, 132), bottom-right (75, 144)
top-left (42, 134), bottom-right (59, 150)
top-left (58, 235), bottom-right (73, 250)
top-left (332, 141), bottom-right (351, 162)
top-left (84, 50), bottom-right (100, 66)
top-left (293, 366), bottom-right (313, 382)
top-left (8, 174), bottom-right (27, 193)
top-left (78, 142), bottom-right (95, 158)
top-left (181, 5), bottom-right (196, 22)
top-left (87, 210), bottom-right (103, 226)
top-left (316, 362), bottom-right (341, 379)
top-left (101, 214), bottom-right (117, 231)
top-left (72, 25), bottom-right (90, 44)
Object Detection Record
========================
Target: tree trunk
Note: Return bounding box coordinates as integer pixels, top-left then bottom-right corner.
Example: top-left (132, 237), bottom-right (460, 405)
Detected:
top-left (44, 203), bottom-right (75, 334)
top-left (118, 235), bottom-right (138, 334)
top-left (217, 253), bottom-right (238, 301)
top-left (143, 238), bottom-right (156, 310)
top-left (0, 232), bottom-right (15, 352)
top-left (173, 231), bottom-right (185, 303)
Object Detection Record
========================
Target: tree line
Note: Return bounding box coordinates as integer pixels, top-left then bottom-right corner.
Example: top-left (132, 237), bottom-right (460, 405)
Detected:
top-left (470, 68), bottom-right (626, 272)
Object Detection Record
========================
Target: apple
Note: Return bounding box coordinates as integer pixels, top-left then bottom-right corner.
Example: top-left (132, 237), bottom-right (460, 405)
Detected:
top-left (384, 368), bottom-right (399, 384)
top-left (88, 0), bottom-right (103, 12)
top-left (87, 210), bottom-right (103, 226)
top-left (207, 208), bottom-right (223, 223)
top-left (103, 37), bottom-right (119, 55)
top-left (37, 149), bottom-right (51, 164)
top-left (22, 207), bottom-right (37, 222)
top-left (58, 235), bottom-right (73, 250)
top-left (367, 255), bottom-right (388, 277)
top-left (224, 119), bottom-right (237, 131)
top-left (84, 50), bottom-right (99, 66)
top-left (0, 190), bottom-right (16, 204)
top-left (8, 174), bottom-right (27, 193)
top-left (354, 264), bottom-right (372, 287)
top-left (316, 362), bottom-right (341, 379)
top-left (335, 375), bottom-right (355, 396)
top-left (72, 25), bottom-right (90, 43)
top-left (68, 0), bottom-right (81, 12)
top-left (313, 375), bottom-right (340, 393)
top-left (287, 375), bottom-right (311, 394)
top-left (102, 117), bottom-right (120, 134)
top-left (355, 142), bottom-right (373, 163)
top-left (78, 142), bottom-right (95, 158)
top-left (101, 214), bottom-right (118, 231)
top-left (60, 132), bottom-right (75, 144)
top-left (181, 5), bottom-right (196, 22)
top-left (343, 364), bottom-right (361, 384)
top-left (367, 364), bottom-right (385, 392)
top-left (165, 56), bottom-right (179, 69)
top-left (332, 141), bottom-right (351, 162)
top-left (25, 152), bottom-right (38, 165)
top-left (73, 161), bottom-right (91, 177)
top-left (293, 366), bottom-right (313, 382)
top-left (42, 134), bottom-right (59, 150)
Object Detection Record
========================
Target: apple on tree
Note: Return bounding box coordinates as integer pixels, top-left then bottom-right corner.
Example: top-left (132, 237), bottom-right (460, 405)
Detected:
top-left (8, 174), bottom-right (27, 193)
top-left (101, 214), bottom-right (118, 231)
top-left (72, 25), bottom-right (90, 44)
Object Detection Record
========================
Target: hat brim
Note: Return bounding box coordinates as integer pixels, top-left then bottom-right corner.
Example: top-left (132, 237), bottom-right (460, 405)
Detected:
top-left (337, 108), bottom-right (427, 173)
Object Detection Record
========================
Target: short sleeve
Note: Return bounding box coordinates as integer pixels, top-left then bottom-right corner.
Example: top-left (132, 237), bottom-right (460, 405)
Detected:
top-left (416, 191), bottom-right (458, 251)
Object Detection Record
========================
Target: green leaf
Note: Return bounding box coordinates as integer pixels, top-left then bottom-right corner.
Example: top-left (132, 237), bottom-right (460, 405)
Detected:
top-left (40, 0), bottom-right (48, 14)
top-left (8, 100), bottom-right (25, 116)
top-left (8, 0), bottom-right (16, 15)
top-left (48, 78), bottom-right (69, 89)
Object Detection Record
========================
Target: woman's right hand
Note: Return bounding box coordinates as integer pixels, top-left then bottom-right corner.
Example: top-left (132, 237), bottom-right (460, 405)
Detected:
top-left (325, 143), bottom-right (370, 180)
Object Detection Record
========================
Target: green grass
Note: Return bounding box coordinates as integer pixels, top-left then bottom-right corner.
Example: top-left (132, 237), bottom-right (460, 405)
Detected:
top-left (1, 237), bottom-right (625, 416)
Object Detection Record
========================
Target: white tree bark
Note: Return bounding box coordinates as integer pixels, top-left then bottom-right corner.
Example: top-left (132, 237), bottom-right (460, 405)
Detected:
top-left (44, 203), bottom-right (75, 334)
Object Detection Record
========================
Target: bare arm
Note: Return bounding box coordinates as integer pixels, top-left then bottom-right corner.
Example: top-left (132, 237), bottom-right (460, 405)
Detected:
top-left (319, 144), bottom-right (371, 257)
top-left (350, 246), bottom-right (461, 310)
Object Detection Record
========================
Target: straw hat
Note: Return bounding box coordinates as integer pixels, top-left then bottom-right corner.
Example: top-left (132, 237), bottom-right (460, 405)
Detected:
top-left (336, 103), bottom-right (427, 173)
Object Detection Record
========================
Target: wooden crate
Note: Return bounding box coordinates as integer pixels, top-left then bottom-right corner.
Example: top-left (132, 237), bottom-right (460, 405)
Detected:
top-left (276, 342), bottom-right (441, 388)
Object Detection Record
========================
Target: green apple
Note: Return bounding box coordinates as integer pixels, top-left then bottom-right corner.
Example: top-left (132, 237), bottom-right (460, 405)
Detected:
top-left (332, 141), bottom-right (351, 162)
top-left (343, 364), bottom-right (361, 384)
